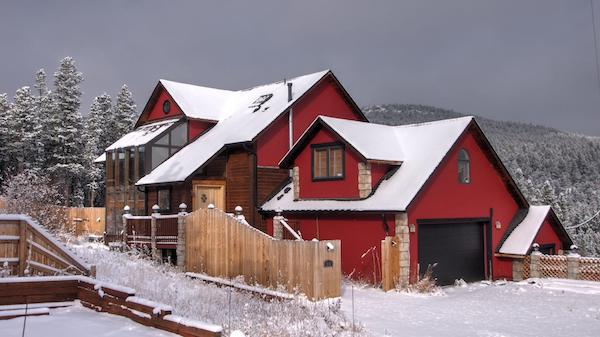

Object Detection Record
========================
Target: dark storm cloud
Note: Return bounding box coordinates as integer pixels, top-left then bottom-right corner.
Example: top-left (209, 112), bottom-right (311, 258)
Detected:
top-left (0, 0), bottom-right (598, 135)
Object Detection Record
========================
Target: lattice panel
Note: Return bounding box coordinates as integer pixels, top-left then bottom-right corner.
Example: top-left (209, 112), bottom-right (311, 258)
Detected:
top-left (538, 255), bottom-right (568, 279)
top-left (522, 256), bottom-right (530, 279)
top-left (579, 257), bottom-right (600, 282)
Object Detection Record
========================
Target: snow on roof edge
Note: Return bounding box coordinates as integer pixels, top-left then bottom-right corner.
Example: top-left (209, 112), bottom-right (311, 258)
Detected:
top-left (498, 205), bottom-right (551, 255)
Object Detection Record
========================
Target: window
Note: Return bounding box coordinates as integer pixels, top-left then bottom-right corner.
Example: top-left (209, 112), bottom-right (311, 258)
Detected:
top-left (150, 123), bottom-right (188, 169)
top-left (128, 148), bottom-right (136, 185)
top-left (312, 143), bottom-right (344, 180)
top-left (162, 100), bottom-right (170, 114)
top-left (157, 189), bottom-right (171, 212)
top-left (138, 146), bottom-right (146, 178)
top-left (117, 150), bottom-right (125, 188)
top-left (458, 149), bottom-right (470, 184)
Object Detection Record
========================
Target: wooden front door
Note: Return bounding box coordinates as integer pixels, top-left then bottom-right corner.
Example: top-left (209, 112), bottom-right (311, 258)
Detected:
top-left (192, 181), bottom-right (225, 211)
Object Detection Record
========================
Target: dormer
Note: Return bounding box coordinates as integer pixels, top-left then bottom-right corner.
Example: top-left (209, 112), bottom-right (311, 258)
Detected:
top-left (279, 116), bottom-right (402, 200)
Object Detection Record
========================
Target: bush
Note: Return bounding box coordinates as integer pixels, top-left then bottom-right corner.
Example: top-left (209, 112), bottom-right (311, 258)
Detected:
top-left (401, 264), bottom-right (440, 294)
top-left (0, 170), bottom-right (68, 233)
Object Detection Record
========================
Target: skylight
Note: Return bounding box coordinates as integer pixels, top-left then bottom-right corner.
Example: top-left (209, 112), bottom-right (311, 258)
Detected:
top-left (249, 93), bottom-right (273, 112)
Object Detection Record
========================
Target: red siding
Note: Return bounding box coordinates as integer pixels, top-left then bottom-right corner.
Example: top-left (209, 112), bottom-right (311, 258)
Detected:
top-left (147, 90), bottom-right (183, 122)
top-left (534, 218), bottom-right (563, 252)
top-left (256, 77), bottom-right (363, 167)
top-left (370, 163), bottom-right (390, 189)
top-left (188, 120), bottom-right (215, 140)
top-left (296, 128), bottom-right (362, 199)
top-left (407, 129), bottom-right (520, 281)
top-left (266, 213), bottom-right (395, 281)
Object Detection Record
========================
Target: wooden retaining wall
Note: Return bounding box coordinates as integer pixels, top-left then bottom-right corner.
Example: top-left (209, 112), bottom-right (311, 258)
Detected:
top-left (0, 277), bottom-right (222, 336)
top-left (0, 215), bottom-right (90, 276)
top-left (185, 208), bottom-right (341, 299)
top-left (66, 207), bottom-right (106, 236)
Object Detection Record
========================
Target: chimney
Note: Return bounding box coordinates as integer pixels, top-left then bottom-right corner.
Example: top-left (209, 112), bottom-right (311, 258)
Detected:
top-left (287, 82), bottom-right (293, 102)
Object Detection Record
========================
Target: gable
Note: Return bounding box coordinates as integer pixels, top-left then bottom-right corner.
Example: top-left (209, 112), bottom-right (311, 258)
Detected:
top-left (136, 84), bottom-right (184, 127)
top-left (255, 74), bottom-right (366, 167)
top-left (408, 122), bottom-right (527, 211)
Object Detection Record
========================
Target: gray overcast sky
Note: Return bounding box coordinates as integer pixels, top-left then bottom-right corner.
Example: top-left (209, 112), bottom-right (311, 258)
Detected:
top-left (1, 0), bottom-right (599, 135)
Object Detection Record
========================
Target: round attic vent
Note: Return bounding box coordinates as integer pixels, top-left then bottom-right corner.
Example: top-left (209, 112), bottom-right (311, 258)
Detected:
top-left (162, 100), bottom-right (171, 114)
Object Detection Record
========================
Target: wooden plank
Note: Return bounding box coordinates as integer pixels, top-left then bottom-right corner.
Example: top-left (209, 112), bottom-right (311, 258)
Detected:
top-left (18, 221), bottom-right (27, 276)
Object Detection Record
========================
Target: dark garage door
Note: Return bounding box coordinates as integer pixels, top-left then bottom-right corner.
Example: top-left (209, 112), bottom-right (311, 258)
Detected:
top-left (418, 222), bottom-right (485, 285)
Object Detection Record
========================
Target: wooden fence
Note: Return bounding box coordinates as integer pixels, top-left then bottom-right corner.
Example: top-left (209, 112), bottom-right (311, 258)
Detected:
top-left (381, 236), bottom-right (401, 291)
top-left (0, 276), bottom-right (222, 336)
top-left (66, 207), bottom-right (105, 236)
top-left (185, 208), bottom-right (341, 299)
top-left (0, 215), bottom-right (91, 276)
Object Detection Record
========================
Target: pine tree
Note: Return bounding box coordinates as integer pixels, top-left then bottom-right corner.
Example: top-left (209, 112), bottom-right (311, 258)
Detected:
top-left (112, 84), bottom-right (137, 142)
top-left (0, 93), bottom-right (10, 185)
top-left (49, 57), bottom-right (85, 206)
top-left (33, 69), bottom-right (55, 170)
top-left (7, 87), bottom-right (35, 172)
top-left (83, 93), bottom-right (112, 205)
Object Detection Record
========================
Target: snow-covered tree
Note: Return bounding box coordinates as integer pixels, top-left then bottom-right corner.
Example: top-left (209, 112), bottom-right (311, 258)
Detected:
top-left (33, 69), bottom-right (55, 170)
top-left (83, 93), bottom-right (113, 205)
top-left (0, 93), bottom-right (10, 184)
top-left (1, 170), bottom-right (67, 233)
top-left (48, 57), bottom-right (86, 206)
top-left (112, 84), bottom-right (137, 142)
top-left (6, 87), bottom-right (36, 172)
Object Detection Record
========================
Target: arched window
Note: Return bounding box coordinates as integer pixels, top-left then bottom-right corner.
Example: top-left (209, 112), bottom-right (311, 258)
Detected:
top-left (458, 149), bottom-right (470, 184)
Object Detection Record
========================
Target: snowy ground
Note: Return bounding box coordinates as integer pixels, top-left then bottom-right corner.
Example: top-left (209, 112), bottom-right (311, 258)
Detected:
top-left (70, 242), bottom-right (361, 337)
top-left (340, 279), bottom-right (600, 337)
top-left (68, 241), bottom-right (600, 337)
top-left (0, 302), bottom-right (177, 337)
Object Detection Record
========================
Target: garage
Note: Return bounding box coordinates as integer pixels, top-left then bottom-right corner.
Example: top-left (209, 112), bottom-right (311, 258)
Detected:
top-left (418, 221), bottom-right (486, 285)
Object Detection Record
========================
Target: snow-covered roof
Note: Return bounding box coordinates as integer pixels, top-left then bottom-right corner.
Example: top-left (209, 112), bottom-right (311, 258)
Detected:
top-left (136, 70), bottom-right (331, 186)
top-left (498, 206), bottom-right (551, 256)
top-left (94, 153), bottom-right (106, 163)
top-left (106, 118), bottom-right (179, 151)
top-left (262, 116), bottom-right (474, 212)
top-left (282, 116), bottom-right (404, 165)
top-left (159, 80), bottom-right (234, 121)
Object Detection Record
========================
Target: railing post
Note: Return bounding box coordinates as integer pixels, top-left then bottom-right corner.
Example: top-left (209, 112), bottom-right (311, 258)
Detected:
top-left (530, 243), bottom-right (542, 279)
top-left (273, 208), bottom-right (283, 240)
top-left (122, 205), bottom-right (130, 245)
top-left (177, 203), bottom-right (188, 270)
top-left (151, 204), bottom-right (160, 261)
top-left (567, 245), bottom-right (580, 280)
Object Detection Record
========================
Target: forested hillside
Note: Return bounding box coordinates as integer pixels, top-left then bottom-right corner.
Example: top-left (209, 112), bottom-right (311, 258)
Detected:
top-left (364, 104), bottom-right (600, 256)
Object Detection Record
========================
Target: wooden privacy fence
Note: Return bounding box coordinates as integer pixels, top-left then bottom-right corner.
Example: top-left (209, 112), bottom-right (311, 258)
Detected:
top-left (185, 208), bottom-right (341, 299)
top-left (0, 214), bottom-right (91, 276)
top-left (66, 207), bottom-right (105, 236)
top-left (515, 250), bottom-right (600, 282)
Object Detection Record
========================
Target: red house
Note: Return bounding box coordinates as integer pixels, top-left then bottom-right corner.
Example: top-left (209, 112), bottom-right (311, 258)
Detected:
top-left (100, 69), bottom-right (572, 285)
top-left (101, 70), bottom-right (366, 238)
top-left (260, 116), bottom-right (572, 284)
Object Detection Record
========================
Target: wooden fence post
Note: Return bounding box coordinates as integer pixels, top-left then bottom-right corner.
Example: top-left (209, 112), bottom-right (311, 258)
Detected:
top-left (151, 204), bottom-right (159, 261)
top-left (273, 209), bottom-right (283, 240)
top-left (177, 203), bottom-right (187, 270)
top-left (18, 220), bottom-right (27, 276)
top-left (122, 205), bottom-right (130, 244)
top-left (567, 245), bottom-right (580, 280)
top-left (512, 259), bottom-right (524, 281)
top-left (530, 243), bottom-right (542, 278)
